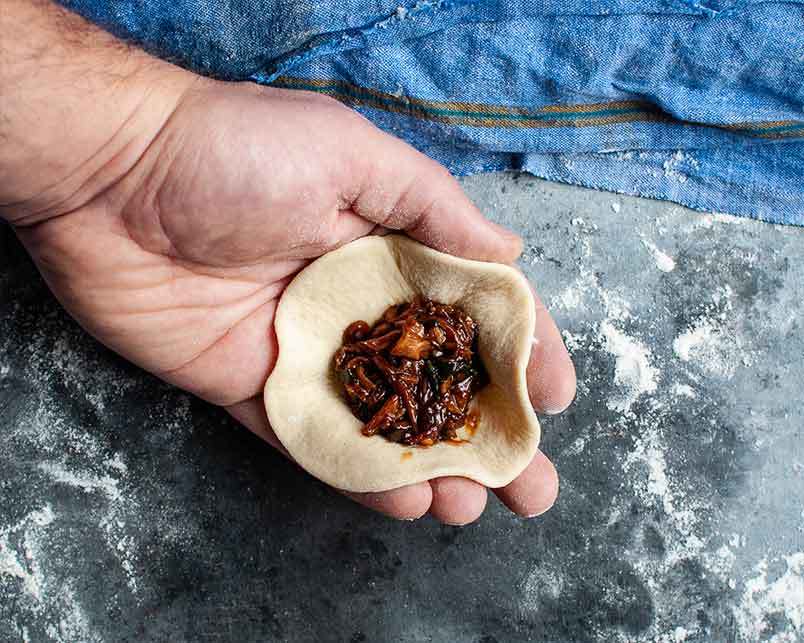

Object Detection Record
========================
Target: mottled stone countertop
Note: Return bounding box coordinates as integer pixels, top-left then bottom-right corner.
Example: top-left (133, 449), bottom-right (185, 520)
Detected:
top-left (2, 175), bottom-right (802, 642)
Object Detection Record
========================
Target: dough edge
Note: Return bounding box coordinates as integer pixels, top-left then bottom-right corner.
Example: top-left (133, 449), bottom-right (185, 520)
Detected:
top-left (264, 235), bottom-right (540, 493)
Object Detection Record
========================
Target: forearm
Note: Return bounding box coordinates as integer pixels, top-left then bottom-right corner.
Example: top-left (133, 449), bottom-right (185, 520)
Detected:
top-left (0, 0), bottom-right (196, 226)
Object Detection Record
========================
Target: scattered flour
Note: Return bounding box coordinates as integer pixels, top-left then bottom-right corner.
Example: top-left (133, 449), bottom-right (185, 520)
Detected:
top-left (734, 553), bottom-right (804, 642)
top-left (671, 383), bottom-right (697, 398)
top-left (673, 321), bottom-right (716, 362)
top-left (561, 329), bottom-right (585, 353)
top-left (43, 587), bottom-right (103, 643)
top-left (519, 566), bottom-right (563, 615)
top-left (555, 284), bottom-right (584, 310)
top-left (642, 239), bottom-right (676, 272)
top-left (2, 257), bottom-right (202, 640)
top-left (38, 462), bottom-right (121, 502)
top-left (626, 421), bottom-right (707, 568)
top-left (0, 506), bottom-right (54, 601)
top-left (672, 285), bottom-right (748, 378)
top-left (688, 211), bottom-right (749, 231)
top-left (655, 627), bottom-right (694, 643)
top-left (564, 432), bottom-right (589, 457)
top-left (0, 505), bottom-right (102, 642)
top-left (711, 212), bottom-right (749, 225)
top-left (35, 456), bottom-right (144, 598)
top-left (519, 194), bottom-right (793, 642)
top-left (673, 319), bottom-right (741, 378)
top-left (551, 267), bottom-right (631, 321)
top-left (707, 544), bottom-right (738, 583)
top-left (600, 322), bottom-right (658, 414)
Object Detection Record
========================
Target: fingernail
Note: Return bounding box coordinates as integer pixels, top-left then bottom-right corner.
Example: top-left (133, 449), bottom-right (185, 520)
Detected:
top-left (542, 404), bottom-right (571, 416)
top-left (523, 502), bottom-right (556, 519)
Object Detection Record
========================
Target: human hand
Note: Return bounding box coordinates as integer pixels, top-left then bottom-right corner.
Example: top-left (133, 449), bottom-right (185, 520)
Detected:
top-left (5, 2), bottom-right (575, 524)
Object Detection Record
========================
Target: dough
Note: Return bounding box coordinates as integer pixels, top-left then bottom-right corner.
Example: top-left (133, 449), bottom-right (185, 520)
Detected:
top-left (264, 235), bottom-right (540, 492)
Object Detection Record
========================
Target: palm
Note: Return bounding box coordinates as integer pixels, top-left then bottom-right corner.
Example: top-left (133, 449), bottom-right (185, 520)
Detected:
top-left (19, 81), bottom-right (576, 523)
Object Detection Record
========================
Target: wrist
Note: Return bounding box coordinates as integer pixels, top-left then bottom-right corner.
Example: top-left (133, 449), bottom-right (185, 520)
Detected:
top-left (0, 0), bottom-right (198, 227)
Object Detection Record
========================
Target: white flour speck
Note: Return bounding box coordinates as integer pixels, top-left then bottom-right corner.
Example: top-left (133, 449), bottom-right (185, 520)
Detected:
top-left (734, 553), bottom-right (804, 642)
top-left (671, 383), bottom-right (697, 398)
top-left (711, 212), bottom-right (748, 225)
top-left (38, 462), bottom-right (121, 502)
top-left (611, 202), bottom-right (621, 213)
top-left (673, 323), bottom-right (712, 361)
top-left (556, 285), bottom-right (583, 310)
top-left (107, 453), bottom-right (127, 473)
top-left (673, 319), bottom-right (743, 378)
top-left (626, 423), bottom-right (707, 571)
top-left (564, 433), bottom-right (589, 456)
top-left (655, 626), bottom-right (694, 642)
top-left (519, 566), bottom-right (563, 614)
top-left (601, 322), bottom-right (658, 414)
top-left (642, 239), bottom-right (676, 272)
top-left (0, 504), bottom-right (101, 641)
top-left (561, 330), bottom-right (584, 353)
top-left (670, 285), bottom-right (748, 378)
top-left (551, 267), bottom-right (631, 320)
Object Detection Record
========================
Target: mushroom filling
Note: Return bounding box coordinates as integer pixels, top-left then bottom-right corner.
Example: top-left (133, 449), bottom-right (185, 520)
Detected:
top-left (334, 296), bottom-right (488, 446)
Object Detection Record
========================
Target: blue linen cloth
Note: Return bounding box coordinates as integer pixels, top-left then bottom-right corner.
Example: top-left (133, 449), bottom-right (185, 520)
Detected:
top-left (61, 1), bottom-right (804, 223)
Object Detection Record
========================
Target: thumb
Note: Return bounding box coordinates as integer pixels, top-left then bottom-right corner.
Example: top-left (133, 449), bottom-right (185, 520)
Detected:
top-left (334, 110), bottom-right (522, 263)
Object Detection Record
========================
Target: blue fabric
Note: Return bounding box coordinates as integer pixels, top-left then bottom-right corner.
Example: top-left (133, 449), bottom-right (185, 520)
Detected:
top-left (62, 0), bottom-right (804, 223)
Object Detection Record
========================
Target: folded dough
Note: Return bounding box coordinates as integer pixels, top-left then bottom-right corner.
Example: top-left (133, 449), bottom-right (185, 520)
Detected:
top-left (264, 235), bottom-right (540, 492)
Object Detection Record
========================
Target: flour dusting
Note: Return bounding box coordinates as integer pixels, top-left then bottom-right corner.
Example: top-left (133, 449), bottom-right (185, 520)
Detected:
top-left (673, 321), bottom-right (715, 362)
top-left (672, 285), bottom-right (749, 378)
top-left (519, 566), bottom-right (563, 615)
top-left (734, 553), bottom-right (804, 642)
top-left (600, 322), bottom-right (658, 414)
top-left (0, 506), bottom-right (54, 601)
top-left (671, 383), bottom-right (697, 398)
top-left (551, 267), bottom-right (631, 321)
top-left (642, 239), bottom-right (676, 272)
top-left (0, 295), bottom-right (202, 639)
top-left (38, 461), bottom-right (122, 502)
top-left (673, 318), bottom-right (743, 378)
top-left (0, 505), bottom-right (102, 642)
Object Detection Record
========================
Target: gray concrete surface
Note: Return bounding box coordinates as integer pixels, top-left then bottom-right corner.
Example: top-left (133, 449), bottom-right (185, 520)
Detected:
top-left (1, 175), bottom-right (803, 642)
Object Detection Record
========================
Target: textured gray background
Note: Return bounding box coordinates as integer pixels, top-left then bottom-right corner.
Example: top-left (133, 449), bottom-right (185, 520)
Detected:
top-left (1, 175), bottom-right (803, 643)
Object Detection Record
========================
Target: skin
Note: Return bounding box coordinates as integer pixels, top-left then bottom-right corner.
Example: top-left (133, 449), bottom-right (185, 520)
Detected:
top-left (2, 1), bottom-right (576, 524)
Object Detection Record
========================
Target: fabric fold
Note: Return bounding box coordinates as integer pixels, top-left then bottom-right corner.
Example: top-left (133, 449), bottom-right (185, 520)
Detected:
top-left (61, 0), bottom-right (804, 221)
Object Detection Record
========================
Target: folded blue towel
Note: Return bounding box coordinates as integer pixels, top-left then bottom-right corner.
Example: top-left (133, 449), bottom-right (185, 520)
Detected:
top-left (62, 0), bottom-right (804, 223)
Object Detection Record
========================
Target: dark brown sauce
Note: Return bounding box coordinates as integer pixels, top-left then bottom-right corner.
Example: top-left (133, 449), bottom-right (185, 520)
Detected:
top-left (464, 410), bottom-right (480, 436)
top-left (334, 296), bottom-right (487, 446)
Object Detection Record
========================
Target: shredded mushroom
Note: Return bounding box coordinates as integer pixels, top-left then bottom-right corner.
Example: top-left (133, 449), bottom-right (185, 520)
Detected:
top-left (334, 296), bottom-right (487, 446)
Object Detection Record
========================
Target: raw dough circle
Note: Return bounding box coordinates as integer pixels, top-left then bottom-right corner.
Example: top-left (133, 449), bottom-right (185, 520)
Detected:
top-left (264, 235), bottom-right (540, 492)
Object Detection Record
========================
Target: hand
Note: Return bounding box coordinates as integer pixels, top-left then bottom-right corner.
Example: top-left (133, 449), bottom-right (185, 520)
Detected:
top-left (5, 3), bottom-right (575, 524)
top-left (16, 79), bottom-right (576, 524)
